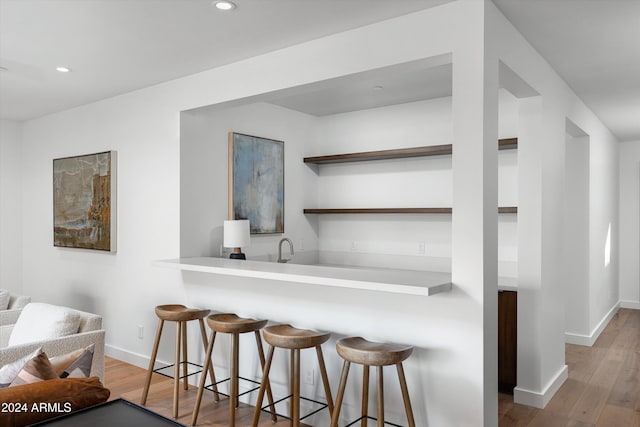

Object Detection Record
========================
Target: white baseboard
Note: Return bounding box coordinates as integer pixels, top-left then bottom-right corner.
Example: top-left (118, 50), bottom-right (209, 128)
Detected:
top-left (565, 302), bottom-right (620, 347)
top-left (620, 300), bottom-right (640, 310)
top-left (105, 344), bottom-right (151, 369)
top-left (513, 364), bottom-right (568, 408)
top-left (105, 344), bottom-right (223, 384)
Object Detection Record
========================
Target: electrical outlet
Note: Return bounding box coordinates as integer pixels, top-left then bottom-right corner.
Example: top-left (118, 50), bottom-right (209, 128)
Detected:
top-left (138, 325), bottom-right (144, 340)
top-left (350, 241), bottom-right (357, 251)
top-left (418, 241), bottom-right (426, 255)
top-left (304, 368), bottom-right (315, 385)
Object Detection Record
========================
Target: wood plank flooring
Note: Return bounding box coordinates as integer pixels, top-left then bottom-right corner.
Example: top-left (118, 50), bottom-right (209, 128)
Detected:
top-left (104, 308), bottom-right (640, 426)
top-left (499, 308), bottom-right (640, 426)
top-left (104, 357), bottom-right (310, 426)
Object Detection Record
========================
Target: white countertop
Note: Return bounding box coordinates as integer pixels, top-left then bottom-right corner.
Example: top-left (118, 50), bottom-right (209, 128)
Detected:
top-left (498, 276), bottom-right (518, 292)
top-left (156, 257), bottom-right (453, 296)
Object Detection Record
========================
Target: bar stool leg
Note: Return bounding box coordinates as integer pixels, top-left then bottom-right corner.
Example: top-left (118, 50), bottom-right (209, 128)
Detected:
top-left (182, 321), bottom-right (189, 391)
top-left (191, 330), bottom-right (217, 426)
top-left (198, 319), bottom-right (219, 401)
top-left (292, 349), bottom-right (301, 427)
top-left (252, 345), bottom-right (275, 427)
top-left (396, 363), bottom-right (416, 427)
top-left (141, 318), bottom-right (164, 405)
top-left (254, 331), bottom-right (277, 422)
top-left (289, 349), bottom-right (295, 421)
top-left (229, 333), bottom-right (239, 427)
top-left (376, 366), bottom-right (384, 427)
top-left (174, 321), bottom-right (182, 418)
top-left (330, 360), bottom-right (351, 427)
top-left (234, 336), bottom-right (240, 410)
top-left (316, 345), bottom-right (334, 413)
top-left (362, 365), bottom-right (370, 427)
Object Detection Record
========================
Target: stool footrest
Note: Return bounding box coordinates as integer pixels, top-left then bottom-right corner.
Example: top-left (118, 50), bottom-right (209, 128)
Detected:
top-left (152, 361), bottom-right (204, 381)
top-left (204, 376), bottom-right (261, 398)
top-left (345, 415), bottom-right (404, 427)
top-left (262, 394), bottom-right (328, 422)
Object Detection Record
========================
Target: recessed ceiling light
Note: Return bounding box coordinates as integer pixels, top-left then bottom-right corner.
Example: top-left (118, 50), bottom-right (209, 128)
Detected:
top-left (214, 1), bottom-right (236, 10)
top-left (56, 66), bottom-right (72, 73)
top-left (372, 85), bottom-right (384, 91)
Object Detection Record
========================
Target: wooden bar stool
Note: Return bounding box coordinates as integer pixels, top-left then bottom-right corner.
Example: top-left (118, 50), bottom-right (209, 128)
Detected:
top-left (140, 304), bottom-right (219, 419)
top-left (191, 313), bottom-right (277, 426)
top-left (252, 324), bottom-right (334, 427)
top-left (330, 337), bottom-right (415, 427)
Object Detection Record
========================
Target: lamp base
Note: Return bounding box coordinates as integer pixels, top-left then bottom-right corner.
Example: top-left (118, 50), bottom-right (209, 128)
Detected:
top-left (229, 252), bottom-right (246, 260)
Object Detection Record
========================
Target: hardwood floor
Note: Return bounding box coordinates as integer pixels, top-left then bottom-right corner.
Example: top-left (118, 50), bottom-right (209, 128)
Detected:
top-left (104, 309), bottom-right (640, 426)
top-left (104, 356), bottom-right (310, 426)
top-left (499, 308), bottom-right (640, 426)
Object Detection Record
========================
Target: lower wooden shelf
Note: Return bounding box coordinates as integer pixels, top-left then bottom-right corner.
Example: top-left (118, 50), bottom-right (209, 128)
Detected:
top-left (499, 290), bottom-right (517, 394)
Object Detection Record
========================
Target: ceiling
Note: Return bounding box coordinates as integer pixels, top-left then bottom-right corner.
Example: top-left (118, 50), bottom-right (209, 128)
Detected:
top-left (1, 0), bottom-right (638, 141)
top-left (492, 0), bottom-right (640, 142)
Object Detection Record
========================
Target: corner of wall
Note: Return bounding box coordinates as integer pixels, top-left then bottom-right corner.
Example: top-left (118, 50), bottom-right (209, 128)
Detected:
top-left (564, 302), bottom-right (620, 346)
top-left (513, 365), bottom-right (568, 409)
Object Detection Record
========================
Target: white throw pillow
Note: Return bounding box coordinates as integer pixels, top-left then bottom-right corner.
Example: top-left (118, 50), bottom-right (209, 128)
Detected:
top-left (8, 303), bottom-right (81, 346)
top-left (0, 347), bottom-right (43, 387)
top-left (0, 289), bottom-right (9, 310)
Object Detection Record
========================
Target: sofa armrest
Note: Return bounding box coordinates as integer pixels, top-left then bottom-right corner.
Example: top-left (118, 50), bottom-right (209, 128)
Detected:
top-left (0, 329), bottom-right (106, 382)
top-left (0, 324), bottom-right (12, 347)
top-left (0, 309), bottom-right (22, 326)
top-left (8, 295), bottom-right (31, 310)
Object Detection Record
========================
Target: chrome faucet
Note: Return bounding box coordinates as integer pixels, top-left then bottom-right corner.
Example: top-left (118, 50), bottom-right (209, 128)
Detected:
top-left (278, 238), bottom-right (294, 263)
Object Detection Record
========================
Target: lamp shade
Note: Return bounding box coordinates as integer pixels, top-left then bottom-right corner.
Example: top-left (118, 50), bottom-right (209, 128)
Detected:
top-left (223, 220), bottom-right (250, 248)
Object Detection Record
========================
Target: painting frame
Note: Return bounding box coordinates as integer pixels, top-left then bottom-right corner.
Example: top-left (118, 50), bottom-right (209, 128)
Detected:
top-left (53, 150), bottom-right (117, 252)
top-left (228, 132), bottom-right (284, 234)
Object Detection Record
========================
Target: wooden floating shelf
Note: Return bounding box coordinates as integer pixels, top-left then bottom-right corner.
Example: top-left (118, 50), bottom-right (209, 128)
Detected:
top-left (304, 138), bottom-right (518, 164)
top-left (498, 138), bottom-right (518, 150)
top-left (304, 207), bottom-right (518, 214)
top-left (498, 206), bottom-right (518, 214)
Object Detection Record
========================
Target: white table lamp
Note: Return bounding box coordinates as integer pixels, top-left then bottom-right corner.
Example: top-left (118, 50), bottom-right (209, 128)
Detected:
top-left (224, 220), bottom-right (250, 260)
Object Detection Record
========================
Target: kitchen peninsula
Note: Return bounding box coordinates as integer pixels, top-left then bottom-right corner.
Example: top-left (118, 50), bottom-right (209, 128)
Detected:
top-left (156, 257), bottom-right (453, 296)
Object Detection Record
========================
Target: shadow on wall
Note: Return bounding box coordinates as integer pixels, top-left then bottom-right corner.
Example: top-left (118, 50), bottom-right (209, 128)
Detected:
top-left (67, 285), bottom-right (100, 315)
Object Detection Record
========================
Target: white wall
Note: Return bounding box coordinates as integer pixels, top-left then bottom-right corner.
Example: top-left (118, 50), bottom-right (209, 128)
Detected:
top-left (181, 95), bottom-right (518, 276)
top-left (487, 0), bottom-right (620, 407)
top-left (619, 140), bottom-right (640, 308)
top-left (564, 134), bottom-right (590, 337)
top-left (0, 119), bottom-right (23, 292)
top-left (313, 96), bottom-right (517, 275)
top-left (588, 124), bottom-right (620, 336)
top-left (180, 101), bottom-right (319, 259)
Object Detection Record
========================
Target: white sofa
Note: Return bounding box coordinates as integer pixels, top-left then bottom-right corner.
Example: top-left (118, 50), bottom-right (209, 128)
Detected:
top-left (0, 293), bottom-right (31, 326)
top-left (0, 303), bottom-right (105, 381)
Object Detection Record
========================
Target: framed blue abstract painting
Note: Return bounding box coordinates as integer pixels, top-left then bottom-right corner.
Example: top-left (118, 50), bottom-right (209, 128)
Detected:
top-left (228, 132), bottom-right (284, 234)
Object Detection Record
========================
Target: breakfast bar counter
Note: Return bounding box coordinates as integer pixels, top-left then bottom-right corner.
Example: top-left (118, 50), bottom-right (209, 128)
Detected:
top-left (156, 257), bottom-right (452, 297)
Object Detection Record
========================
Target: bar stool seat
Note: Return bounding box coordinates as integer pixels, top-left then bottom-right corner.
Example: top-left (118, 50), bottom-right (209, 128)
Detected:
top-left (331, 337), bottom-right (416, 427)
top-left (207, 313), bottom-right (268, 334)
top-left (141, 304), bottom-right (216, 419)
top-left (252, 324), bottom-right (334, 427)
top-left (156, 304), bottom-right (210, 322)
top-left (336, 337), bottom-right (413, 366)
top-left (191, 313), bottom-right (276, 427)
top-left (262, 324), bottom-right (331, 349)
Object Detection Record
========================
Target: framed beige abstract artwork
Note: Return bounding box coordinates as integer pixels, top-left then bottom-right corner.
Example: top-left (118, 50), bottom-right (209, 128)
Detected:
top-left (53, 151), bottom-right (117, 252)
